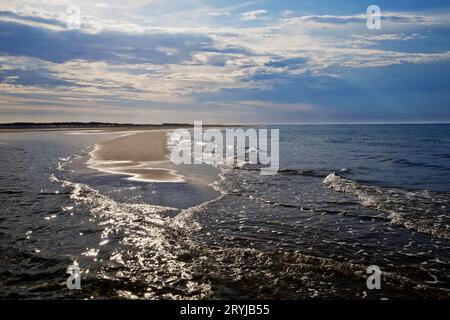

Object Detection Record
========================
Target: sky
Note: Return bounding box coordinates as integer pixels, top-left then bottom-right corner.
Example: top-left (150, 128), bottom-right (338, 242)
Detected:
top-left (1, 0), bottom-right (450, 124)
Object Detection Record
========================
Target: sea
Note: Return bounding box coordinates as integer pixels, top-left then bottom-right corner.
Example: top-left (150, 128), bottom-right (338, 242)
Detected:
top-left (1, 124), bottom-right (450, 299)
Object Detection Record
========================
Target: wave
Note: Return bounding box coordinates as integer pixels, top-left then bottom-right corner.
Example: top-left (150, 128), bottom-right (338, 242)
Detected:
top-left (49, 155), bottom-right (450, 299)
top-left (323, 173), bottom-right (450, 240)
top-left (232, 165), bottom-right (345, 178)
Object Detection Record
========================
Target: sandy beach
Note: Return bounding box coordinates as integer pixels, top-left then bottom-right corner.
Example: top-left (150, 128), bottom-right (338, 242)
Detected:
top-left (89, 130), bottom-right (185, 182)
top-left (93, 130), bottom-right (170, 162)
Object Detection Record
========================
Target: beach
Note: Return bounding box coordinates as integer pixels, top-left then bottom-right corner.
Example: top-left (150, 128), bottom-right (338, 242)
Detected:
top-left (89, 130), bottom-right (184, 183)
top-left (1, 124), bottom-right (450, 299)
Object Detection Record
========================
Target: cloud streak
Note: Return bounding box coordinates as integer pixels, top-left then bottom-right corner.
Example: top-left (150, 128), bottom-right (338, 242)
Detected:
top-left (241, 9), bottom-right (267, 21)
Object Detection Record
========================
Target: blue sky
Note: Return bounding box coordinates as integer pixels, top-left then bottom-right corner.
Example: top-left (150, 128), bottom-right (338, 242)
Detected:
top-left (1, 0), bottom-right (450, 123)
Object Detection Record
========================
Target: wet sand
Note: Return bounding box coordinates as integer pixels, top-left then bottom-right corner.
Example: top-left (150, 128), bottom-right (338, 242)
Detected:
top-left (89, 130), bottom-right (184, 182)
top-left (93, 130), bottom-right (170, 162)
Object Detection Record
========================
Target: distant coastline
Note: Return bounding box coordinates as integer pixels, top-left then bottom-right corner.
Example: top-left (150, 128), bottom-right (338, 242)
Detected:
top-left (1, 122), bottom-right (449, 129)
top-left (0, 122), bottom-right (239, 132)
top-left (0, 122), bottom-right (189, 129)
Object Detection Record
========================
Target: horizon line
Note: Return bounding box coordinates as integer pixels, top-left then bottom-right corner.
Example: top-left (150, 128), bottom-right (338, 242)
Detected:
top-left (1, 121), bottom-right (450, 126)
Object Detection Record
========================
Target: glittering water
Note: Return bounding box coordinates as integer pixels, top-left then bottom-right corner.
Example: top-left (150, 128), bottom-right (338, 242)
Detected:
top-left (1, 124), bottom-right (450, 299)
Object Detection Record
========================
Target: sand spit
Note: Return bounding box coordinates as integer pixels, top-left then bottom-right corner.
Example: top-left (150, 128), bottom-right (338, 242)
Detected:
top-left (89, 130), bottom-right (185, 183)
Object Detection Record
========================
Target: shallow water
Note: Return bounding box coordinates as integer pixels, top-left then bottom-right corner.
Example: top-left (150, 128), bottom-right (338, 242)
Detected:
top-left (0, 124), bottom-right (450, 299)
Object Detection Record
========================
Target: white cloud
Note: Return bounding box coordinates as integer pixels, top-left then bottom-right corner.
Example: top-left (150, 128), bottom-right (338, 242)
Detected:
top-left (285, 12), bottom-right (439, 25)
top-left (93, 3), bottom-right (110, 8)
top-left (209, 12), bottom-right (230, 17)
top-left (2, 4), bottom-right (450, 112)
top-left (280, 9), bottom-right (295, 18)
top-left (241, 9), bottom-right (267, 21)
top-left (352, 33), bottom-right (423, 42)
top-left (156, 47), bottom-right (179, 56)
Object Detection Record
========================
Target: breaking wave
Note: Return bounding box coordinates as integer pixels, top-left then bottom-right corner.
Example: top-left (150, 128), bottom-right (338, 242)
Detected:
top-left (323, 173), bottom-right (450, 240)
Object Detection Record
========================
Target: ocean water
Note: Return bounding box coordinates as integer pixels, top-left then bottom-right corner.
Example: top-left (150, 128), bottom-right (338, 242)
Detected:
top-left (0, 124), bottom-right (450, 299)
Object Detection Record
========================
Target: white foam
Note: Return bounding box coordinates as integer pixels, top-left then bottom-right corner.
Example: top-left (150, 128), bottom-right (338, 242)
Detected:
top-left (323, 172), bottom-right (450, 240)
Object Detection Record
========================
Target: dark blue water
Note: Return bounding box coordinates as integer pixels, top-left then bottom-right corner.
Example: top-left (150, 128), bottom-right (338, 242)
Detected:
top-left (0, 124), bottom-right (449, 300)
top-left (278, 124), bottom-right (450, 192)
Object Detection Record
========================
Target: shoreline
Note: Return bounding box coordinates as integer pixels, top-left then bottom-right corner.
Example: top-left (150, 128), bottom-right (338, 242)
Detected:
top-left (88, 130), bottom-right (185, 183)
